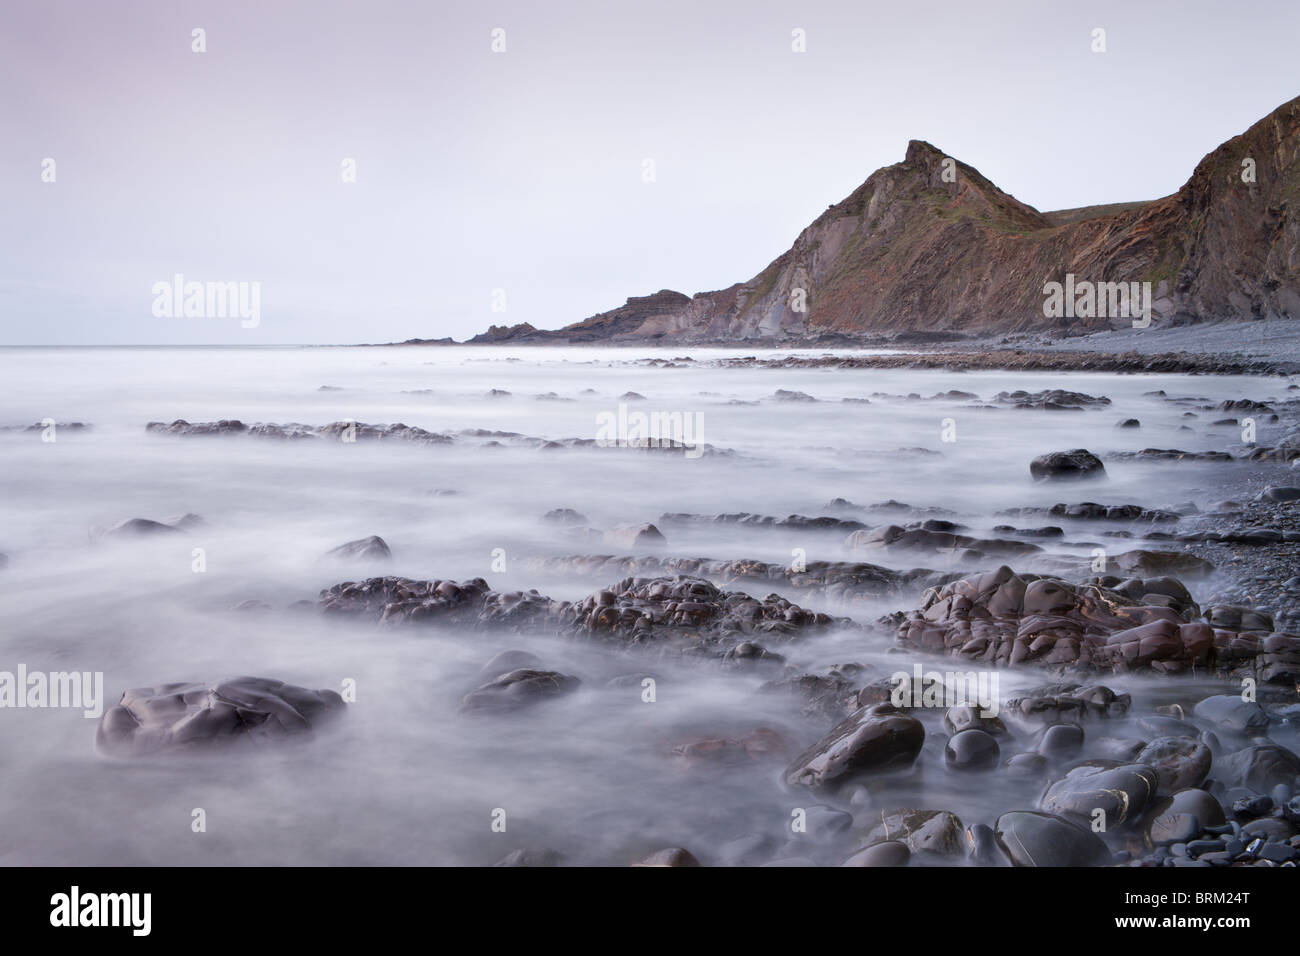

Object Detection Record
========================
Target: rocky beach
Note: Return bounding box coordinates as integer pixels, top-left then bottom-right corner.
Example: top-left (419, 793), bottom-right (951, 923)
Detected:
top-left (1, 342), bottom-right (1299, 868)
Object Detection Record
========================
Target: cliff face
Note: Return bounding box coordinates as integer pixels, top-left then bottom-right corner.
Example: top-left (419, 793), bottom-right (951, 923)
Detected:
top-left (471, 96), bottom-right (1300, 343)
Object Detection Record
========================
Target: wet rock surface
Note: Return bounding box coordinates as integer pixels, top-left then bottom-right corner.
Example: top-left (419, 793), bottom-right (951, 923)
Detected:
top-left (1029, 449), bottom-right (1106, 481)
top-left (895, 565), bottom-right (1298, 679)
top-left (319, 573), bottom-right (844, 653)
top-left (97, 677), bottom-right (346, 756)
top-left (783, 703), bottom-right (924, 790)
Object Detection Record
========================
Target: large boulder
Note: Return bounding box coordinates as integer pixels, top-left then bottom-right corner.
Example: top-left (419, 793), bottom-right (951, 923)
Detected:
top-left (1029, 449), bottom-right (1106, 481)
top-left (896, 566), bottom-right (1228, 674)
top-left (994, 811), bottom-right (1112, 866)
top-left (96, 677), bottom-right (346, 756)
top-left (783, 703), bottom-right (924, 791)
top-left (1040, 762), bottom-right (1159, 828)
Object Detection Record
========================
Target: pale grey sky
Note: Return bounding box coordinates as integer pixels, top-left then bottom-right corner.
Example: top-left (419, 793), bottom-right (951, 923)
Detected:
top-left (2, 0), bottom-right (1297, 344)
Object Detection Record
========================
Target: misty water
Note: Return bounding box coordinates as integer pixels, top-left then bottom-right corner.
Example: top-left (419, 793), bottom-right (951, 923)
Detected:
top-left (0, 345), bottom-right (1290, 865)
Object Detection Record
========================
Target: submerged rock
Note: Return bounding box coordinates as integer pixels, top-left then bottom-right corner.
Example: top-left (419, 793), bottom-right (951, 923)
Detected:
top-left (895, 565), bottom-right (1288, 678)
top-left (96, 677), bottom-right (346, 756)
top-left (459, 668), bottom-right (580, 714)
top-left (326, 535), bottom-right (392, 561)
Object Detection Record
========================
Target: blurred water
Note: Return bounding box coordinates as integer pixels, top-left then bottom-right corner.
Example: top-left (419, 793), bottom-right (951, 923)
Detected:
top-left (0, 346), bottom-right (1289, 865)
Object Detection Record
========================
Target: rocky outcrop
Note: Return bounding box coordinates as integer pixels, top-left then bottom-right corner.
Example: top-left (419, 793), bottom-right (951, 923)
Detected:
top-left (319, 574), bottom-right (844, 652)
top-left (463, 96), bottom-right (1300, 341)
top-left (894, 565), bottom-right (1300, 680)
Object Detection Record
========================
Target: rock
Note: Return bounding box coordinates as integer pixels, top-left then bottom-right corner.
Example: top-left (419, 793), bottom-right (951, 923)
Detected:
top-left (321, 574), bottom-right (841, 652)
top-left (101, 517), bottom-right (182, 537)
top-left (542, 508), bottom-right (589, 526)
top-left (632, 848), bottom-right (700, 867)
top-left (945, 729), bottom-right (1001, 771)
top-left (459, 669), bottom-right (580, 714)
top-left (1005, 752), bottom-right (1049, 777)
top-left (1231, 794), bottom-right (1274, 820)
top-left (862, 809), bottom-right (964, 857)
top-left (1111, 550), bottom-right (1214, 577)
top-left (897, 566), bottom-right (1223, 674)
top-left (326, 535), bottom-right (392, 561)
top-left (783, 703), bottom-right (924, 790)
top-left (994, 811), bottom-right (1112, 866)
top-left (1242, 818), bottom-right (1297, 841)
top-left (964, 823), bottom-right (1004, 864)
top-left (1215, 745), bottom-right (1300, 791)
top-left (841, 841), bottom-right (910, 867)
top-left (997, 389), bottom-right (1111, 410)
top-left (96, 677), bottom-right (346, 756)
top-left (1194, 695), bottom-right (1270, 735)
top-left (1037, 723), bottom-right (1086, 760)
top-left (1261, 487), bottom-right (1300, 502)
top-left (1029, 449), bottom-right (1106, 481)
top-left (1145, 790), bottom-right (1226, 846)
top-left (1136, 737), bottom-right (1212, 794)
top-left (1094, 736), bottom-right (1147, 761)
top-left (772, 389), bottom-right (816, 402)
top-left (1117, 419), bottom-right (1140, 428)
top-left (1040, 763), bottom-right (1160, 827)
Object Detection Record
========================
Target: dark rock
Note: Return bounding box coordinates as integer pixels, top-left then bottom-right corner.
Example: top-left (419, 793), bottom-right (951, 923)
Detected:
top-left (783, 703), bottom-right (924, 790)
top-left (96, 677), bottom-right (346, 756)
top-left (862, 809), bottom-right (964, 857)
top-left (1194, 695), bottom-right (1269, 735)
top-left (1136, 737), bottom-right (1213, 794)
top-left (944, 729), bottom-right (1001, 771)
top-left (459, 669), bottom-right (580, 714)
top-left (1040, 763), bottom-right (1159, 828)
top-left (1215, 745), bottom-right (1300, 791)
top-left (994, 811), bottom-right (1112, 866)
top-left (1030, 449), bottom-right (1106, 481)
top-left (1145, 790), bottom-right (1225, 846)
top-left (1037, 723), bottom-right (1085, 759)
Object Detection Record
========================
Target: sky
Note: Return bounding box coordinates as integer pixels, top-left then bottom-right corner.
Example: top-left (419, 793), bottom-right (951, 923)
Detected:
top-left (2, 0), bottom-right (1298, 345)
